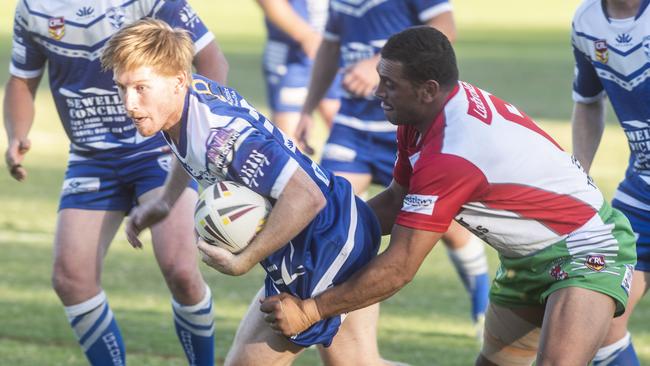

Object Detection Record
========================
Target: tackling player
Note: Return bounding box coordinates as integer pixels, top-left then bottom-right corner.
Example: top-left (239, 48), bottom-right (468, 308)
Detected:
top-left (4, 1), bottom-right (227, 364)
top-left (571, 0), bottom-right (650, 364)
top-left (261, 26), bottom-right (638, 366)
top-left (102, 18), bottom-right (393, 365)
top-left (294, 0), bottom-right (490, 338)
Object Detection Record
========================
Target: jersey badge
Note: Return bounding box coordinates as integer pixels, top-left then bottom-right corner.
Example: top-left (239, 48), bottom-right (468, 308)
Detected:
top-left (594, 39), bottom-right (608, 64)
top-left (48, 17), bottom-right (65, 40)
top-left (585, 254), bottom-right (606, 271)
top-left (107, 7), bottom-right (126, 29)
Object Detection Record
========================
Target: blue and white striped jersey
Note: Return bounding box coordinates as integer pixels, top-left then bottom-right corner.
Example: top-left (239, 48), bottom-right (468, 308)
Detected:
top-left (572, 0), bottom-right (650, 201)
top-left (324, 0), bottom-right (452, 134)
top-left (165, 74), bottom-right (380, 346)
top-left (10, 0), bottom-right (214, 159)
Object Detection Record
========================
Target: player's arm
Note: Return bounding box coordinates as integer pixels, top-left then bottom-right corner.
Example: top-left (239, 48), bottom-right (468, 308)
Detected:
top-left (262, 224), bottom-right (442, 336)
top-left (3, 75), bottom-right (41, 181)
top-left (125, 157), bottom-right (192, 248)
top-left (193, 40), bottom-right (229, 85)
top-left (367, 180), bottom-right (408, 235)
top-left (571, 100), bottom-right (606, 173)
top-left (424, 9), bottom-right (456, 43)
top-left (198, 166), bottom-right (326, 275)
top-left (256, 0), bottom-right (322, 59)
top-left (295, 38), bottom-right (341, 151)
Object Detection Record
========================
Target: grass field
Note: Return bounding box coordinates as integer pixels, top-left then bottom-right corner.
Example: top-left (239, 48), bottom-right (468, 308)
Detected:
top-left (0, 1), bottom-right (648, 365)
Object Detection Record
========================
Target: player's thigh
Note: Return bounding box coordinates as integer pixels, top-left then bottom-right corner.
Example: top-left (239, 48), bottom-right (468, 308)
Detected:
top-left (538, 287), bottom-right (615, 365)
top-left (226, 287), bottom-right (304, 366)
top-left (478, 302), bottom-right (543, 366)
top-left (53, 208), bottom-right (125, 304)
top-left (318, 303), bottom-right (384, 366)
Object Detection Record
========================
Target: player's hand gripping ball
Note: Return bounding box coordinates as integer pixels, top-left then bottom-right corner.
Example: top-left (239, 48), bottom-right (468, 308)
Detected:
top-left (194, 181), bottom-right (271, 253)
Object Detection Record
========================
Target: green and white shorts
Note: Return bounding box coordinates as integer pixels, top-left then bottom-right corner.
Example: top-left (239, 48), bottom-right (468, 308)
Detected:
top-left (490, 202), bottom-right (637, 316)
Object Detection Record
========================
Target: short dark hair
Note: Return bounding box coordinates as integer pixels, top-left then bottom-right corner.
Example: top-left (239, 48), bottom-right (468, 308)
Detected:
top-left (381, 26), bottom-right (459, 88)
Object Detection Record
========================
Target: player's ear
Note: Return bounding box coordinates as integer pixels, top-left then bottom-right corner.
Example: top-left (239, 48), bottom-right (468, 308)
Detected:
top-left (419, 80), bottom-right (439, 103)
top-left (174, 71), bottom-right (188, 92)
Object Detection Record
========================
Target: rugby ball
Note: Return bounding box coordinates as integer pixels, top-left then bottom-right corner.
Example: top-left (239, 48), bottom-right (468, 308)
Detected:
top-left (194, 181), bottom-right (272, 253)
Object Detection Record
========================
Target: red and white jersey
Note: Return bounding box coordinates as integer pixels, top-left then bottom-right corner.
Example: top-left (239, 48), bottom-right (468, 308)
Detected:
top-left (394, 81), bottom-right (607, 257)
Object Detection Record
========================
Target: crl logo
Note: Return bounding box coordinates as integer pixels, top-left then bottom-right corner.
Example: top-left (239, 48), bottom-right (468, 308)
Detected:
top-left (616, 33), bottom-right (632, 44)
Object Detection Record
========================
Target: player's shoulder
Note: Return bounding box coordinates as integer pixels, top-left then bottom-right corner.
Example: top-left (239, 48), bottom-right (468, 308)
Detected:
top-left (572, 0), bottom-right (602, 29)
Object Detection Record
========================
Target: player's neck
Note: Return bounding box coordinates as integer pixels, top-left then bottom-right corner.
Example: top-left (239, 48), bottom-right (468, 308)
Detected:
top-left (162, 90), bottom-right (187, 145)
top-left (605, 0), bottom-right (640, 19)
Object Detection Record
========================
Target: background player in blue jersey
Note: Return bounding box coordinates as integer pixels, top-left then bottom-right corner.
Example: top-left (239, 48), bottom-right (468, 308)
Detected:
top-left (571, 0), bottom-right (650, 365)
top-left (102, 18), bottom-right (395, 366)
top-left (257, 0), bottom-right (341, 139)
top-left (4, 1), bottom-right (228, 365)
top-left (293, 0), bottom-right (490, 339)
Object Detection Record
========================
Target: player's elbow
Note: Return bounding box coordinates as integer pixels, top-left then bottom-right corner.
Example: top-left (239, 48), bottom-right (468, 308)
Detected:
top-left (309, 189), bottom-right (327, 214)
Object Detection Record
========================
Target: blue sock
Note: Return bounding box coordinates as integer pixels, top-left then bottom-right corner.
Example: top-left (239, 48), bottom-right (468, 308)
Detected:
top-left (447, 236), bottom-right (490, 322)
top-left (172, 284), bottom-right (215, 366)
top-left (593, 332), bottom-right (640, 366)
top-left (64, 291), bottom-right (125, 366)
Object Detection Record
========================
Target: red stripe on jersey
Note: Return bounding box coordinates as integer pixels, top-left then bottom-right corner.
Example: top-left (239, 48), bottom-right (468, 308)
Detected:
top-left (484, 184), bottom-right (596, 235)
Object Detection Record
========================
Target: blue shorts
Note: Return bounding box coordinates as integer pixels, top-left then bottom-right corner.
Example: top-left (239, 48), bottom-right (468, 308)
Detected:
top-left (321, 124), bottom-right (397, 187)
top-left (59, 147), bottom-right (198, 212)
top-left (263, 41), bottom-right (341, 113)
top-left (612, 196), bottom-right (650, 272)
top-left (262, 193), bottom-right (381, 347)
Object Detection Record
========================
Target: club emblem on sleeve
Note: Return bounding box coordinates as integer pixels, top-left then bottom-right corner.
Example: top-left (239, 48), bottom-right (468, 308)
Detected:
top-left (48, 17), bottom-right (65, 40)
top-left (585, 255), bottom-right (606, 271)
top-left (594, 39), bottom-right (608, 64)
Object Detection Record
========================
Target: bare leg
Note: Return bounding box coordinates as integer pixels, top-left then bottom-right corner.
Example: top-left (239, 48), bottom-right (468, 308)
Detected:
top-left (537, 287), bottom-right (615, 365)
top-left (52, 209), bottom-right (124, 305)
top-left (317, 99), bottom-right (341, 129)
top-left (226, 287), bottom-right (304, 366)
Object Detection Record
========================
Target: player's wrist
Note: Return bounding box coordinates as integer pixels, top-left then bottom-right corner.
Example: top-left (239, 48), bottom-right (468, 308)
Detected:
top-left (303, 298), bottom-right (323, 324)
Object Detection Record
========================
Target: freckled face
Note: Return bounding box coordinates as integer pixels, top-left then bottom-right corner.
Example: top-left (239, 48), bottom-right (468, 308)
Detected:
top-left (114, 66), bottom-right (185, 136)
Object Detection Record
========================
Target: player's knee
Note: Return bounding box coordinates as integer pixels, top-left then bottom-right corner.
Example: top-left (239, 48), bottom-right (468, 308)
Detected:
top-left (51, 264), bottom-right (90, 298)
top-left (163, 265), bottom-right (203, 298)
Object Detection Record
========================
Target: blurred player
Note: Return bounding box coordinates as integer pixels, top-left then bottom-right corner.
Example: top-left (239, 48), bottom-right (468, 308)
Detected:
top-left (261, 26), bottom-right (638, 366)
top-left (294, 0), bottom-right (490, 338)
top-left (571, 0), bottom-right (650, 364)
top-left (102, 18), bottom-right (393, 366)
top-left (4, 1), bottom-right (228, 364)
top-left (257, 0), bottom-right (341, 138)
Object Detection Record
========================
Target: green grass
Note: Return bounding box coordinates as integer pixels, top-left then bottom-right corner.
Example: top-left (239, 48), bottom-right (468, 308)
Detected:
top-left (1, 0), bottom-right (649, 365)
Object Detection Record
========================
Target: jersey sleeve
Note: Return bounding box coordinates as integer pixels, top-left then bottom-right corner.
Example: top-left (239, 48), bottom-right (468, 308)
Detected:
top-left (571, 28), bottom-right (605, 104)
top-left (9, 0), bottom-right (46, 79)
top-left (395, 154), bottom-right (488, 233)
top-left (227, 125), bottom-right (299, 200)
top-left (323, 5), bottom-right (341, 42)
top-left (153, 0), bottom-right (215, 54)
top-left (410, 0), bottom-right (453, 23)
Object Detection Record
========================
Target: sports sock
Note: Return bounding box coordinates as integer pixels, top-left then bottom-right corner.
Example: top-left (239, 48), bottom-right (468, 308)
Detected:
top-left (447, 235), bottom-right (490, 323)
top-left (172, 284), bottom-right (215, 366)
top-left (64, 291), bottom-right (125, 366)
top-left (592, 332), bottom-right (640, 366)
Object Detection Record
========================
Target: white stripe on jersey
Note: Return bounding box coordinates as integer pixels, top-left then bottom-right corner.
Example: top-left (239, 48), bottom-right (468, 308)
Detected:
top-left (271, 159), bottom-right (299, 199)
top-left (334, 114), bottom-right (397, 132)
top-left (312, 188), bottom-right (357, 296)
top-left (614, 188), bottom-right (650, 210)
top-left (419, 3), bottom-right (453, 22)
